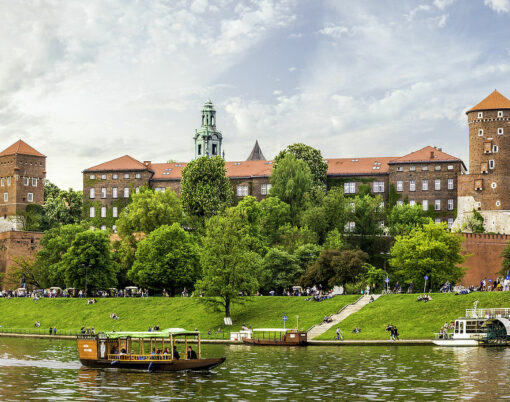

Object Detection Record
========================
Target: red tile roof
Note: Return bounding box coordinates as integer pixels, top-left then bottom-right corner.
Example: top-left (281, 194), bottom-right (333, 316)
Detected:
top-left (468, 90), bottom-right (510, 113)
top-left (84, 155), bottom-right (152, 172)
top-left (326, 157), bottom-right (394, 175)
top-left (389, 146), bottom-right (461, 164)
top-left (0, 140), bottom-right (45, 157)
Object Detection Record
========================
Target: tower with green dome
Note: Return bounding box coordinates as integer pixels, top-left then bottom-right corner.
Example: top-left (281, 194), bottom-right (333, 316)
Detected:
top-left (194, 100), bottom-right (223, 159)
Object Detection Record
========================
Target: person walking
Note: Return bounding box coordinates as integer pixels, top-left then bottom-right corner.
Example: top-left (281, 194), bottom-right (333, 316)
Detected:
top-left (335, 327), bottom-right (343, 340)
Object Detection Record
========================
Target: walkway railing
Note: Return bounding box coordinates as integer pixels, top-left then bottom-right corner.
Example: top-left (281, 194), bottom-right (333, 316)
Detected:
top-left (0, 327), bottom-right (81, 336)
top-left (466, 308), bottom-right (510, 318)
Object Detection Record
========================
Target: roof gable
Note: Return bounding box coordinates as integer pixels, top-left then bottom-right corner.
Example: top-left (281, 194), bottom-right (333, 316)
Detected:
top-left (0, 140), bottom-right (45, 157)
top-left (390, 146), bottom-right (460, 163)
top-left (468, 90), bottom-right (510, 113)
top-left (84, 155), bottom-right (151, 172)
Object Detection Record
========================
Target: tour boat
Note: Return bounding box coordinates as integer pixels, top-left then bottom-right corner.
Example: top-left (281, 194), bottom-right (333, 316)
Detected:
top-left (77, 328), bottom-right (226, 371)
top-left (242, 328), bottom-right (308, 346)
top-left (433, 303), bottom-right (510, 347)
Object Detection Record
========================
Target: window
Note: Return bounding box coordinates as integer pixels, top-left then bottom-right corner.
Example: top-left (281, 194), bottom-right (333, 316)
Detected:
top-left (379, 202), bottom-right (385, 211)
top-left (493, 145), bottom-right (499, 153)
top-left (345, 222), bottom-right (355, 232)
top-left (435, 200), bottom-right (441, 210)
top-left (397, 166), bottom-right (403, 172)
top-left (422, 166), bottom-right (428, 171)
top-left (350, 202), bottom-right (355, 212)
top-left (261, 183), bottom-right (271, 195)
top-left (198, 144), bottom-right (202, 155)
top-left (478, 112), bottom-right (483, 118)
top-left (410, 180), bottom-right (416, 192)
top-left (89, 207), bottom-right (95, 218)
top-left (101, 206), bottom-right (106, 218)
top-left (236, 185), bottom-right (249, 197)
top-left (27, 193), bottom-right (33, 202)
top-left (112, 174), bottom-right (118, 179)
top-left (373, 182), bottom-right (384, 193)
top-left (135, 173), bottom-right (141, 179)
top-left (478, 129), bottom-right (484, 136)
top-left (396, 181), bottom-right (403, 191)
top-left (112, 187), bottom-right (118, 198)
top-left (409, 166), bottom-right (416, 171)
top-left (0, 178), bottom-right (3, 187)
top-left (112, 225), bottom-right (117, 233)
top-left (344, 182), bottom-right (356, 194)
top-left (498, 111), bottom-right (503, 117)
top-left (124, 173), bottom-right (130, 179)
top-left (447, 218), bottom-right (453, 229)
top-left (498, 128), bottom-right (504, 135)
top-left (124, 187), bottom-right (129, 198)
top-left (491, 182), bottom-right (497, 189)
top-left (435, 179), bottom-right (441, 191)
top-left (23, 177), bottom-right (29, 186)
top-left (101, 174), bottom-right (107, 180)
top-left (3, 193), bottom-right (7, 202)
top-left (101, 187), bottom-right (106, 198)
top-left (435, 165), bottom-right (441, 171)
top-left (422, 180), bottom-right (428, 191)
top-left (448, 199), bottom-right (454, 210)
top-left (397, 200), bottom-right (404, 207)
top-left (7, 177), bottom-right (10, 186)
top-left (113, 207), bottom-right (118, 218)
top-left (89, 174), bottom-right (95, 180)
top-left (448, 179), bottom-right (454, 190)
top-left (212, 144), bottom-right (217, 155)
top-left (89, 188), bottom-right (95, 199)
top-left (422, 200), bottom-right (428, 211)
top-left (489, 160), bottom-right (495, 169)
top-left (32, 178), bottom-right (38, 187)
top-left (496, 201), bottom-right (501, 207)
top-left (135, 187), bottom-right (140, 194)
top-left (409, 200), bottom-right (416, 206)
top-left (447, 165), bottom-right (453, 170)
top-left (435, 218), bottom-right (441, 224)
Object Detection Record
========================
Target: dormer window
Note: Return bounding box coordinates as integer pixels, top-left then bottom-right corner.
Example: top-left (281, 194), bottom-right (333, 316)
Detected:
top-left (478, 112), bottom-right (483, 118)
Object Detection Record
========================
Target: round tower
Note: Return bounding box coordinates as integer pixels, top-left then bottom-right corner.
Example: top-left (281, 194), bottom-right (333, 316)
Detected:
top-left (466, 90), bottom-right (510, 211)
top-left (194, 100), bottom-right (223, 159)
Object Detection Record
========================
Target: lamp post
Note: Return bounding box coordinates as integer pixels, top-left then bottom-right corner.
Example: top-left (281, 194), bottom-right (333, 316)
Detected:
top-left (380, 252), bottom-right (390, 293)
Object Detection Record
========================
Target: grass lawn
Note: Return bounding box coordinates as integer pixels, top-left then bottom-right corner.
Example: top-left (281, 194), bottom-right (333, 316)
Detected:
top-left (0, 295), bottom-right (358, 338)
top-left (317, 292), bottom-right (510, 340)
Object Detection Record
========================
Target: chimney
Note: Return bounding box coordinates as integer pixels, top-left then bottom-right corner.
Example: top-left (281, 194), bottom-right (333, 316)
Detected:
top-left (143, 161), bottom-right (151, 166)
top-left (438, 147), bottom-right (442, 152)
top-left (430, 151), bottom-right (434, 159)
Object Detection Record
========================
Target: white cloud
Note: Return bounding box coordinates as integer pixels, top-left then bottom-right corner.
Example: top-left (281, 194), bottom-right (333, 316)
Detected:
top-left (433, 0), bottom-right (456, 10)
top-left (437, 13), bottom-right (449, 27)
top-left (406, 4), bottom-right (431, 21)
top-left (318, 24), bottom-right (350, 39)
top-left (288, 67), bottom-right (296, 72)
top-left (485, 0), bottom-right (510, 13)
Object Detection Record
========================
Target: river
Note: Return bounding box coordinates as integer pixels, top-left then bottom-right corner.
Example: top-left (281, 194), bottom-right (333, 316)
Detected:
top-left (0, 337), bottom-right (508, 400)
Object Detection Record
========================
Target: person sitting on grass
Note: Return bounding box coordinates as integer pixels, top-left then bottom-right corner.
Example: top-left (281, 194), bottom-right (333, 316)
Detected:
top-left (352, 326), bottom-right (361, 333)
top-left (35, 321), bottom-right (40, 328)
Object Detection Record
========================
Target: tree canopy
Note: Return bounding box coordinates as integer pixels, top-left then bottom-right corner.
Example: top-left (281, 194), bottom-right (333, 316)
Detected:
top-left (387, 204), bottom-right (429, 236)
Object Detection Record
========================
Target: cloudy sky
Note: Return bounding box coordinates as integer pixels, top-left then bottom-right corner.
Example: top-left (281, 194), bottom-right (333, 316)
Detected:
top-left (1, 0), bottom-right (510, 189)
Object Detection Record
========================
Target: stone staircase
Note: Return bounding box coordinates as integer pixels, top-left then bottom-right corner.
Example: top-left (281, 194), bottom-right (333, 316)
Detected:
top-left (307, 294), bottom-right (381, 340)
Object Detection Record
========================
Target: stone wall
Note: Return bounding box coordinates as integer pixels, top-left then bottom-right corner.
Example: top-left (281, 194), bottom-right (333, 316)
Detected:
top-left (0, 231), bottom-right (43, 290)
top-left (460, 232), bottom-right (510, 286)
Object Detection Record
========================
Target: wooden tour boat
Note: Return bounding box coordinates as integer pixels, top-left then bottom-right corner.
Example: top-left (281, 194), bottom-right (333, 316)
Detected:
top-left (77, 328), bottom-right (226, 372)
top-left (242, 328), bottom-right (308, 346)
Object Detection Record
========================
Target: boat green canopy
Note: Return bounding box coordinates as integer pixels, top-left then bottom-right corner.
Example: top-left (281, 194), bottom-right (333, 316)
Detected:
top-left (102, 328), bottom-right (199, 339)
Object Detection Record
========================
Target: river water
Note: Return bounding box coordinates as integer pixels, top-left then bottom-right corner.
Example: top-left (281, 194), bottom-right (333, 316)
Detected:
top-left (0, 337), bottom-right (508, 401)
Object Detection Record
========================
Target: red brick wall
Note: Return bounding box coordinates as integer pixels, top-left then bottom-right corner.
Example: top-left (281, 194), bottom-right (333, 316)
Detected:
top-left (460, 232), bottom-right (510, 286)
top-left (0, 231), bottom-right (43, 290)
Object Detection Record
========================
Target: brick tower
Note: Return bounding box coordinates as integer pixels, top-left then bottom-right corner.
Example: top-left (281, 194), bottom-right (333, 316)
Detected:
top-left (0, 140), bottom-right (46, 231)
top-left (456, 90), bottom-right (510, 232)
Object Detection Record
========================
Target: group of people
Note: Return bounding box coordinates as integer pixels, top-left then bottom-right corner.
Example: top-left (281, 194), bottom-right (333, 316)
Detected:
top-left (147, 325), bottom-right (160, 331)
top-left (438, 321), bottom-right (455, 339)
top-left (110, 313), bottom-right (119, 319)
top-left (146, 346), bottom-right (197, 360)
top-left (80, 327), bottom-right (95, 335)
top-left (417, 294), bottom-right (432, 302)
top-left (386, 324), bottom-right (399, 340)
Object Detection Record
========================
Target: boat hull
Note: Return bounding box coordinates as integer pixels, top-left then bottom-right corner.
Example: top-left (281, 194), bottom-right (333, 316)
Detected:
top-left (432, 339), bottom-right (479, 347)
top-left (80, 357), bottom-right (226, 371)
top-left (242, 338), bottom-right (307, 346)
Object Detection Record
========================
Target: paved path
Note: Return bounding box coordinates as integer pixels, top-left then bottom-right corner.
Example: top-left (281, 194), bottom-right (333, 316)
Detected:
top-left (307, 294), bottom-right (381, 340)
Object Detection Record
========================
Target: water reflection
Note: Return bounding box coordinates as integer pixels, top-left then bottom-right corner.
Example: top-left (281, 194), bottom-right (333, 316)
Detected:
top-left (0, 338), bottom-right (509, 400)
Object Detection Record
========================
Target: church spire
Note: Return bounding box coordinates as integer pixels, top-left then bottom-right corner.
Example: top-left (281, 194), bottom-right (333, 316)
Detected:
top-left (246, 140), bottom-right (266, 161)
top-left (194, 100), bottom-right (223, 159)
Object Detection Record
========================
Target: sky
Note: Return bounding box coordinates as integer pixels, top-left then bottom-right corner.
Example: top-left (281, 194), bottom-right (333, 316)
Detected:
top-left (1, 0), bottom-right (510, 190)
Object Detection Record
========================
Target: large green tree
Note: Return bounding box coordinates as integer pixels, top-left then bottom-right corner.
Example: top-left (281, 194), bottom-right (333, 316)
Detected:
top-left (259, 248), bottom-right (302, 293)
top-left (181, 156), bottom-right (233, 220)
top-left (116, 187), bottom-right (182, 237)
top-left (270, 153), bottom-right (313, 223)
top-left (195, 214), bottom-right (260, 318)
top-left (387, 204), bottom-right (429, 236)
top-left (259, 196), bottom-right (291, 246)
top-left (62, 230), bottom-right (117, 292)
top-left (273, 143), bottom-right (328, 187)
top-left (129, 223), bottom-right (200, 295)
top-left (390, 221), bottom-right (466, 290)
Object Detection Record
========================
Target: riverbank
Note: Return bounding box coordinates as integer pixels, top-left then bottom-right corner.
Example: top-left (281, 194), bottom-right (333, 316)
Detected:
top-left (0, 295), bottom-right (358, 338)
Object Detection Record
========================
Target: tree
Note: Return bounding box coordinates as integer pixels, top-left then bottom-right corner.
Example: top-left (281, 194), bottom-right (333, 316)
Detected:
top-left (301, 249), bottom-right (369, 289)
top-left (270, 153), bottom-right (313, 222)
top-left (4, 257), bottom-right (43, 290)
top-left (112, 237), bottom-right (137, 288)
top-left (181, 156), bottom-right (233, 220)
top-left (260, 196), bottom-right (291, 245)
top-left (273, 143), bottom-right (328, 188)
top-left (323, 228), bottom-right (344, 250)
top-left (323, 187), bottom-right (349, 234)
top-left (128, 223), bottom-right (200, 294)
top-left (499, 243), bottom-right (510, 277)
top-left (461, 209), bottom-right (485, 233)
top-left (195, 214), bottom-right (260, 318)
top-left (390, 221), bottom-right (466, 291)
top-left (259, 248), bottom-right (302, 293)
top-left (277, 224), bottom-right (318, 253)
top-left (387, 204), bottom-right (429, 236)
top-left (116, 188), bottom-right (182, 237)
top-left (62, 230), bottom-right (117, 292)
top-left (35, 223), bottom-right (87, 288)
top-left (226, 196), bottom-right (266, 254)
